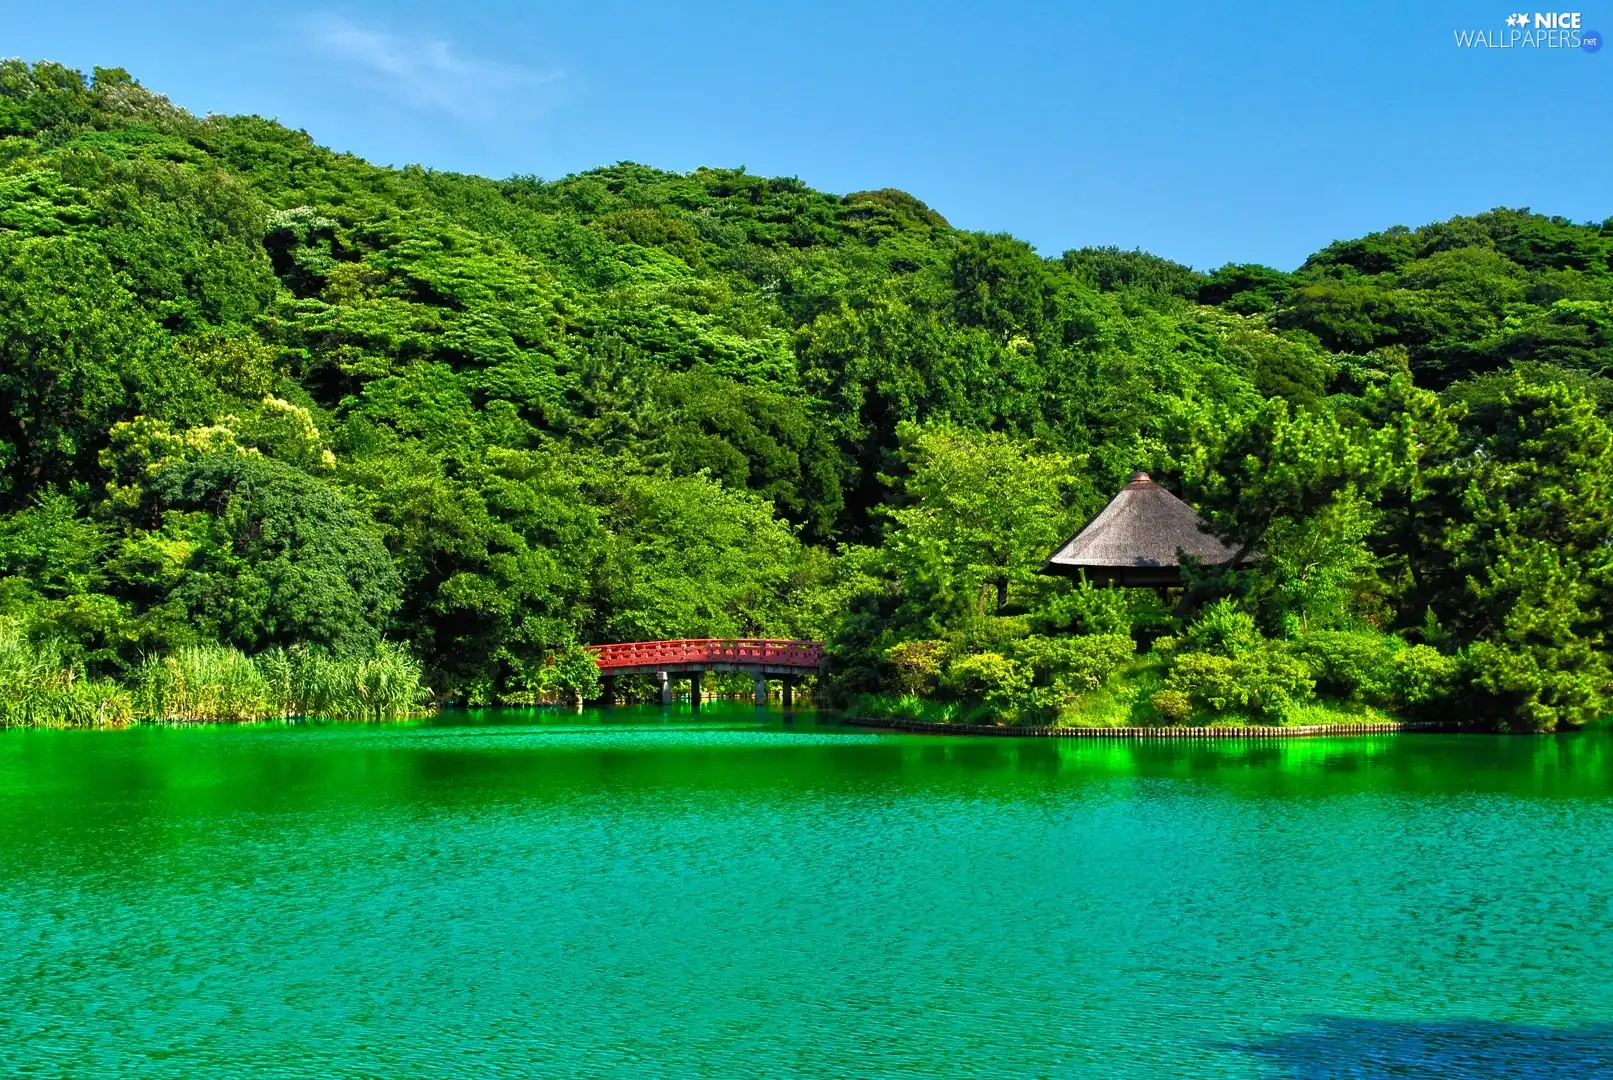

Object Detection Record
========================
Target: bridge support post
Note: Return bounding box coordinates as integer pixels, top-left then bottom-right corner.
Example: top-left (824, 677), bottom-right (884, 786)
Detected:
top-left (600, 674), bottom-right (616, 707)
top-left (782, 676), bottom-right (794, 710)
top-left (658, 671), bottom-right (670, 706)
top-left (689, 671), bottom-right (702, 712)
top-left (754, 674), bottom-right (768, 707)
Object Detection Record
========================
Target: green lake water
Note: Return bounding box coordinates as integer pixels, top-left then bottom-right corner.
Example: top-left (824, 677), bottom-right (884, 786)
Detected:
top-left (2, 705), bottom-right (1611, 1078)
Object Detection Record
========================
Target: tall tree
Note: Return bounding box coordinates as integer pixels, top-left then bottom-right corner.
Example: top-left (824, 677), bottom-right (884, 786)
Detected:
top-left (884, 422), bottom-right (1076, 617)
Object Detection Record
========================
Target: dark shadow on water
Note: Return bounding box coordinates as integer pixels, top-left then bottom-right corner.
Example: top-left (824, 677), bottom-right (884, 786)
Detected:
top-left (1231, 1016), bottom-right (1613, 1079)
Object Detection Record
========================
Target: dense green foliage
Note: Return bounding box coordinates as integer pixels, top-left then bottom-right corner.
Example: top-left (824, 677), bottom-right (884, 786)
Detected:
top-left (1, 61), bottom-right (1611, 729)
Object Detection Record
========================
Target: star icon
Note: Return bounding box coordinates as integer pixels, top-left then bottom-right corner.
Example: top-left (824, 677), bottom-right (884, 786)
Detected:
top-left (1506, 13), bottom-right (1517, 24)
top-left (1515, 12), bottom-right (1533, 26)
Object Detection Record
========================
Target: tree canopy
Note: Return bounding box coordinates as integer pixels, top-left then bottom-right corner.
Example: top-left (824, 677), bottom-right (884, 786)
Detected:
top-left (2, 60), bottom-right (1612, 729)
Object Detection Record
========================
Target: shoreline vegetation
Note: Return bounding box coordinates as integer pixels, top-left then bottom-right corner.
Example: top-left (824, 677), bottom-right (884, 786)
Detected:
top-left (841, 715), bottom-right (1461, 738)
top-left (3, 62), bottom-right (1613, 734)
top-left (843, 610), bottom-right (1467, 732)
top-left (847, 692), bottom-right (1425, 733)
top-left (0, 631), bottom-right (433, 727)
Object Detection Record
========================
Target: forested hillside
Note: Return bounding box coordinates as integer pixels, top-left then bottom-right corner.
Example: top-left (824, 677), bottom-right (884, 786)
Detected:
top-left (3, 61), bottom-right (1613, 729)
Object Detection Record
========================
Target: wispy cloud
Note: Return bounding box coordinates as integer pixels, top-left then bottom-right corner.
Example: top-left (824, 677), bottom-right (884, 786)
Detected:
top-left (303, 13), bottom-right (564, 120)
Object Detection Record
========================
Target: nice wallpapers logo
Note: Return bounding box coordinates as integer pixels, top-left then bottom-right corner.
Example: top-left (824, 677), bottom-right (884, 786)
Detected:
top-left (1454, 11), bottom-right (1603, 49)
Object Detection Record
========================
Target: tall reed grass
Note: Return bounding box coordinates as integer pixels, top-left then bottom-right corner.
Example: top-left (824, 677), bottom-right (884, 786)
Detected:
top-left (0, 627), bottom-right (133, 728)
top-left (254, 642), bottom-right (431, 721)
top-left (0, 623), bottom-right (437, 727)
top-left (133, 642), bottom-right (432, 723)
top-left (131, 644), bottom-right (271, 723)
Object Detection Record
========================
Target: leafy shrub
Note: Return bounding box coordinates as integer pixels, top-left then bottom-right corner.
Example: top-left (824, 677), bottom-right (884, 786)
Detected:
top-left (1291, 631), bottom-right (1464, 714)
top-left (1237, 649), bottom-right (1316, 720)
top-left (1149, 689), bottom-right (1191, 723)
top-left (1390, 645), bottom-right (1461, 709)
top-left (1293, 630), bottom-right (1400, 702)
top-left (940, 651), bottom-right (1031, 715)
top-left (1180, 599), bottom-right (1263, 657)
top-left (885, 639), bottom-right (947, 694)
top-left (1164, 653), bottom-right (1240, 713)
top-left (1164, 645), bottom-right (1314, 722)
top-left (1015, 633), bottom-right (1135, 690)
top-left (1033, 579), bottom-right (1134, 636)
top-left (949, 616), bottom-right (1031, 655)
top-left (1016, 684), bottom-right (1079, 726)
top-left (534, 643), bottom-right (603, 704)
top-left (1464, 640), bottom-right (1606, 733)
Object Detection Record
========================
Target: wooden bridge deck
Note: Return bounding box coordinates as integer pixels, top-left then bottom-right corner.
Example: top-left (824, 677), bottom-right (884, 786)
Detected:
top-left (584, 639), bottom-right (824, 707)
top-left (585, 639), bottom-right (824, 677)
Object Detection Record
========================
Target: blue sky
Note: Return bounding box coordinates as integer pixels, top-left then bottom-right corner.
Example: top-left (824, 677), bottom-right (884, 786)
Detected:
top-left (7, 1), bottom-right (1610, 269)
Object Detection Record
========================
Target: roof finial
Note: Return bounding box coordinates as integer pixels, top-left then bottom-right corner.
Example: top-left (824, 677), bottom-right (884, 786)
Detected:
top-left (1126, 471), bottom-right (1153, 487)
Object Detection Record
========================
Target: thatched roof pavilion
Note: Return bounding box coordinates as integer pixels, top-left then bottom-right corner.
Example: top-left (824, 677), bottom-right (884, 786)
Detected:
top-left (1041, 472), bottom-right (1241, 587)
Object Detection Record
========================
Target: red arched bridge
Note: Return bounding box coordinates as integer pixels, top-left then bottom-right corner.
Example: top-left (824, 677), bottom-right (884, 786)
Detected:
top-left (585, 639), bottom-right (824, 708)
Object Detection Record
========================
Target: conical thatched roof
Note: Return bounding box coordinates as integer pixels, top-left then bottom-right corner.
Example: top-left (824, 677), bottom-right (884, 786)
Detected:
top-left (1041, 473), bottom-right (1241, 587)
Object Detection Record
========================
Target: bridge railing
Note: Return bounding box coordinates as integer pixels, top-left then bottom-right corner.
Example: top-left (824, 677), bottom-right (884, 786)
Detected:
top-left (586, 639), bottom-right (824, 670)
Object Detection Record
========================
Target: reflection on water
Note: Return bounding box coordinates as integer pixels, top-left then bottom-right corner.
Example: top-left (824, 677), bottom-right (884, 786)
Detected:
top-left (1230, 1016), bottom-right (1613, 1079)
top-left (2, 705), bottom-right (1610, 1078)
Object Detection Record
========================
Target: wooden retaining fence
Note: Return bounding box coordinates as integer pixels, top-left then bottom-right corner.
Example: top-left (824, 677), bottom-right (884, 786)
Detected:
top-left (840, 717), bottom-right (1468, 739)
